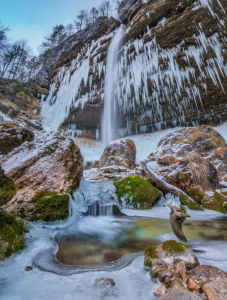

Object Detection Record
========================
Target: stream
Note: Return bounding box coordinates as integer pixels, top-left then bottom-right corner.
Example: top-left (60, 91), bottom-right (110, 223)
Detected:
top-left (1, 178), bottom-right (227, 300)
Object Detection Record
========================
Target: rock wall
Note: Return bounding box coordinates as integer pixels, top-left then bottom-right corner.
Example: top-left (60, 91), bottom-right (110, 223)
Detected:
top-left (40, 0), bottom-right (227, 140)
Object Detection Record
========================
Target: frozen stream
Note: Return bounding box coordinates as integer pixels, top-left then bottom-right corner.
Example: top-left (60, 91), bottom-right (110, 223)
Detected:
top-left (1, 179), bottom-right (227, 300)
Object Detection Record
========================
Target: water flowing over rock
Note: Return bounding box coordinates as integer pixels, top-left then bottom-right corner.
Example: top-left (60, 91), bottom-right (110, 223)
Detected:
top-left (99, 139), bottom-right (136, 169)
top-left (0, 131), bottom-right (83, 220)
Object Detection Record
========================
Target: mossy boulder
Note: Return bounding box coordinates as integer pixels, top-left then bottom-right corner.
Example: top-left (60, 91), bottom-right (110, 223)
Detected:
top-left (0, 211), bottom-right (28, 260)
top-left (114, 175), bottom-right (162, 209)
top-left (201, 191), bottom-right (227, 213)
top-left (0, 166), bottom-right (17, 207)
top-left (29, 191), bottom-right (70, 222)
top-left (179, 194), bottom-right (204, 211)
top-left (144, 241), bottom-right (199, 271)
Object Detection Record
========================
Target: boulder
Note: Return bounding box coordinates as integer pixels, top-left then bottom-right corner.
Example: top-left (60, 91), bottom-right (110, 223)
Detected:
top-left (99, 139), bottom-right (136, 169)
top-left (201, 191), bottom-right (227, 214)
top-left (114, 175), bottom-right (162, 209)
top-left (154, 283), bottom-right (167, 297)
top-left (202, 279), bottom-right (227, 300)
top-left (0, 121), bottom-right (34, 155)
top-left (155, 126), bottom-right (227, 184)
top-left (1, 131), bottom-right (83, 221)
top-left (145, 240), bottom-right (199, 271)
top-left (157, 290), bottom-right (202, 300)
top-left (188, 265), bottom-right (227, 287)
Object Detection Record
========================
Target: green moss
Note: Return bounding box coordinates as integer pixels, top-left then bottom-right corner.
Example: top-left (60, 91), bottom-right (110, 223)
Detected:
top-left (179, 173), bottom-right (186, 181)
top-left (162, 240), bottom-right (188, 253)
top-left (0, 211), bottom-right (28, 259)
top-left (114, 176), bottom-right (162, 209)
top-left (0, 175), bottom-right (17, 207)
top-left (201, 192), bottom-right (227, 213)
top-left (180, 205), bottom-right (186, 214)
top-left (179, 194), bottom-right (204, 211)
top-left (30, 191), bottom-right (69, 221)
top-left (144, 259), bottom-right (153, 267)
top-left (187, 189), bottom-right (204, 204)
top-left (144, 245), bottom-right (158, 258)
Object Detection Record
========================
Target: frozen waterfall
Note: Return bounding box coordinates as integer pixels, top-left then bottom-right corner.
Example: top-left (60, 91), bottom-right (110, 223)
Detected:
top-left (102, 26), bottom-right (124, 144)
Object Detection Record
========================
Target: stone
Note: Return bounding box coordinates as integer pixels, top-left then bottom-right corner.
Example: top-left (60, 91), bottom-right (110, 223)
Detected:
top-left (114, 175), bottom-right (162, 209)
top-left (25, 266), bottom-right (33, 271)
top-left (1, 131), bottom-right (83, 221)
top-left (99, 139), bottom-right (136, 169)
top-left (170, 279), bottom-right (186, 291)
top-left (93, 277), bottom-right (115, 290)
top-left (0, 121), bottom-right (34, 155)
top-left (188, 278), bottom-right (201, 292)
top-left (157, 290), bottom-right (202, 300)
top-left (188, 265), bottom-right (227, 286)
top-left (201, 191), bottom-right (227, 214)
top-left (154, 283), bottom-right (167, 297)
top-left (173, 261), bottom-right (187, 281)
top-left (145, 241), bottom-right (199, 271)
top-left (202, 279), bottom-right (227, 300)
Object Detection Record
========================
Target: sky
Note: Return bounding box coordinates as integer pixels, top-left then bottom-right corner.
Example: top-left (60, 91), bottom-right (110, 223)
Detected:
top-left (1, 0), bottom-right (105, 55)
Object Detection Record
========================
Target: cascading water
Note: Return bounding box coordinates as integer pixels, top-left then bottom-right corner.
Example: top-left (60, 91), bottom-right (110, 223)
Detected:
top-left (102, 26), bottom-right (124, 144)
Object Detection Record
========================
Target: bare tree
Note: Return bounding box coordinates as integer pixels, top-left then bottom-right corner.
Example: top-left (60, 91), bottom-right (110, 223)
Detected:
top-left (65, 23), bottom-right (74, 36)
top-left (99, 2), bottom-right (107, 17)
top-left (90, 7), bottom-right (99, 24)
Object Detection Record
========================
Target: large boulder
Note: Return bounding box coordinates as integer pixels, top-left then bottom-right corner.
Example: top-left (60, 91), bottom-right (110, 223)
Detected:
top-left (114, 175), bottom-right (162, 209)
top-left (144, 240), bottom-right (199, 270)
top-left (99, 139), bottom-right (136, 169)
top-left (155, 125), bottom-right (227, 183)
top-left (0, 121), bottom-right (34, 155)
top-left (202, 279), bottom-right (227, 299)
top-left (157, 290), bottom-right (201, 300)
top-left (201, 191), bottom-right (227, 214)
top-left (0, 131), bottom-right (83, 221)
top-left (188, 265), bottom-right (227, 285)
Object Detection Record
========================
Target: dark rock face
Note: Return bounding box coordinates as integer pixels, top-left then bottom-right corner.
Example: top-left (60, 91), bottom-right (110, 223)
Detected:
top-left (118, 0), bottom-right (140, 23)
top-left (0, 122), bottom-right (34, 155)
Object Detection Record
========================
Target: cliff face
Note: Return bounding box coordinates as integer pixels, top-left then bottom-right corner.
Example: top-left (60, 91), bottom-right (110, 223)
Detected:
top-left (40, 0), bottom-right (227, 140)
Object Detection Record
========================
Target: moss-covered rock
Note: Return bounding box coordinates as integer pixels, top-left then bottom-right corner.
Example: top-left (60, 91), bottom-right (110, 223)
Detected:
top-left (0, 211), bottom-right (28, 260)
top-left (201, 191), bottom-right (227, 213)
top-left (29, 191), bottom-right (69, 222)
top-left (114, 175), bottom-right (162, 209)
top-left (179, 194), bottom-right (204, 211)
top-left (162, 240), bottom-right (189, 253)
top-left (0, 167), bottom-right (17, 207)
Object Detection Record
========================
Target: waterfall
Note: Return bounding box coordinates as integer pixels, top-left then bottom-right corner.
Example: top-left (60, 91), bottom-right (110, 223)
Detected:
top-left (102, 26), bottom-right (124, 144)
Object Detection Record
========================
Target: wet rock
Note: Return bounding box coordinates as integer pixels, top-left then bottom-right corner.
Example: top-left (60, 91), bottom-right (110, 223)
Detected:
top-left (0, 121), bottom-right (34, 155)
top-left (188, 265), bottom-right (227, 287)
top-left (188, 278), bottom-right (201, 292)
top-left (145, 241), bottom-right (199, 271)
top-left (170, 279), bottom-right (186, 292)
top-left (114, 175), bottom-right (162, 209)
top-left (173, 261), bottom-right (187, 281)
top-left (202, 279), bottom-right (227, 300)
top-left (93, 277), bottom-right (115, 290)
top-left (154, 283), bottom-right (167, 297)
top-left (84, 160), bottom-right (99, 170)
top-left (25, 266), bottom-right (33, 271)
top-left (0, 166), bottom-right (17, 207)
top-left (157, 290), bottom-right (202, 300)
top-left (99, 139), bottom-right (136, 169)
top-left (1, 131), bottom-right (83, 221)
top-left (113, 205), bottom-right (126, 217)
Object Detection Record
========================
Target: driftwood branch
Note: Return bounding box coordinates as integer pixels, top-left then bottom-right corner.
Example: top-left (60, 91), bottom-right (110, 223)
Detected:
top-left (141, 161), bottom-right (182, 196)
top-left (167, 202), bottom-right (189, 242)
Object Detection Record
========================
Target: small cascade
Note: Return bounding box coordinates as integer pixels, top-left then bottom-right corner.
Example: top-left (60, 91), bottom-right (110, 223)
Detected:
top-left (102, 26), bottom-right (124, 144)
top-left (85, 201), bottom-right (113, 216)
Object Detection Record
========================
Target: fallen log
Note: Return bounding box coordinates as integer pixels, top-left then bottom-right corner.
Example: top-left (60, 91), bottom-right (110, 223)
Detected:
top-left (140, 161), bottom-right (203, 211)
